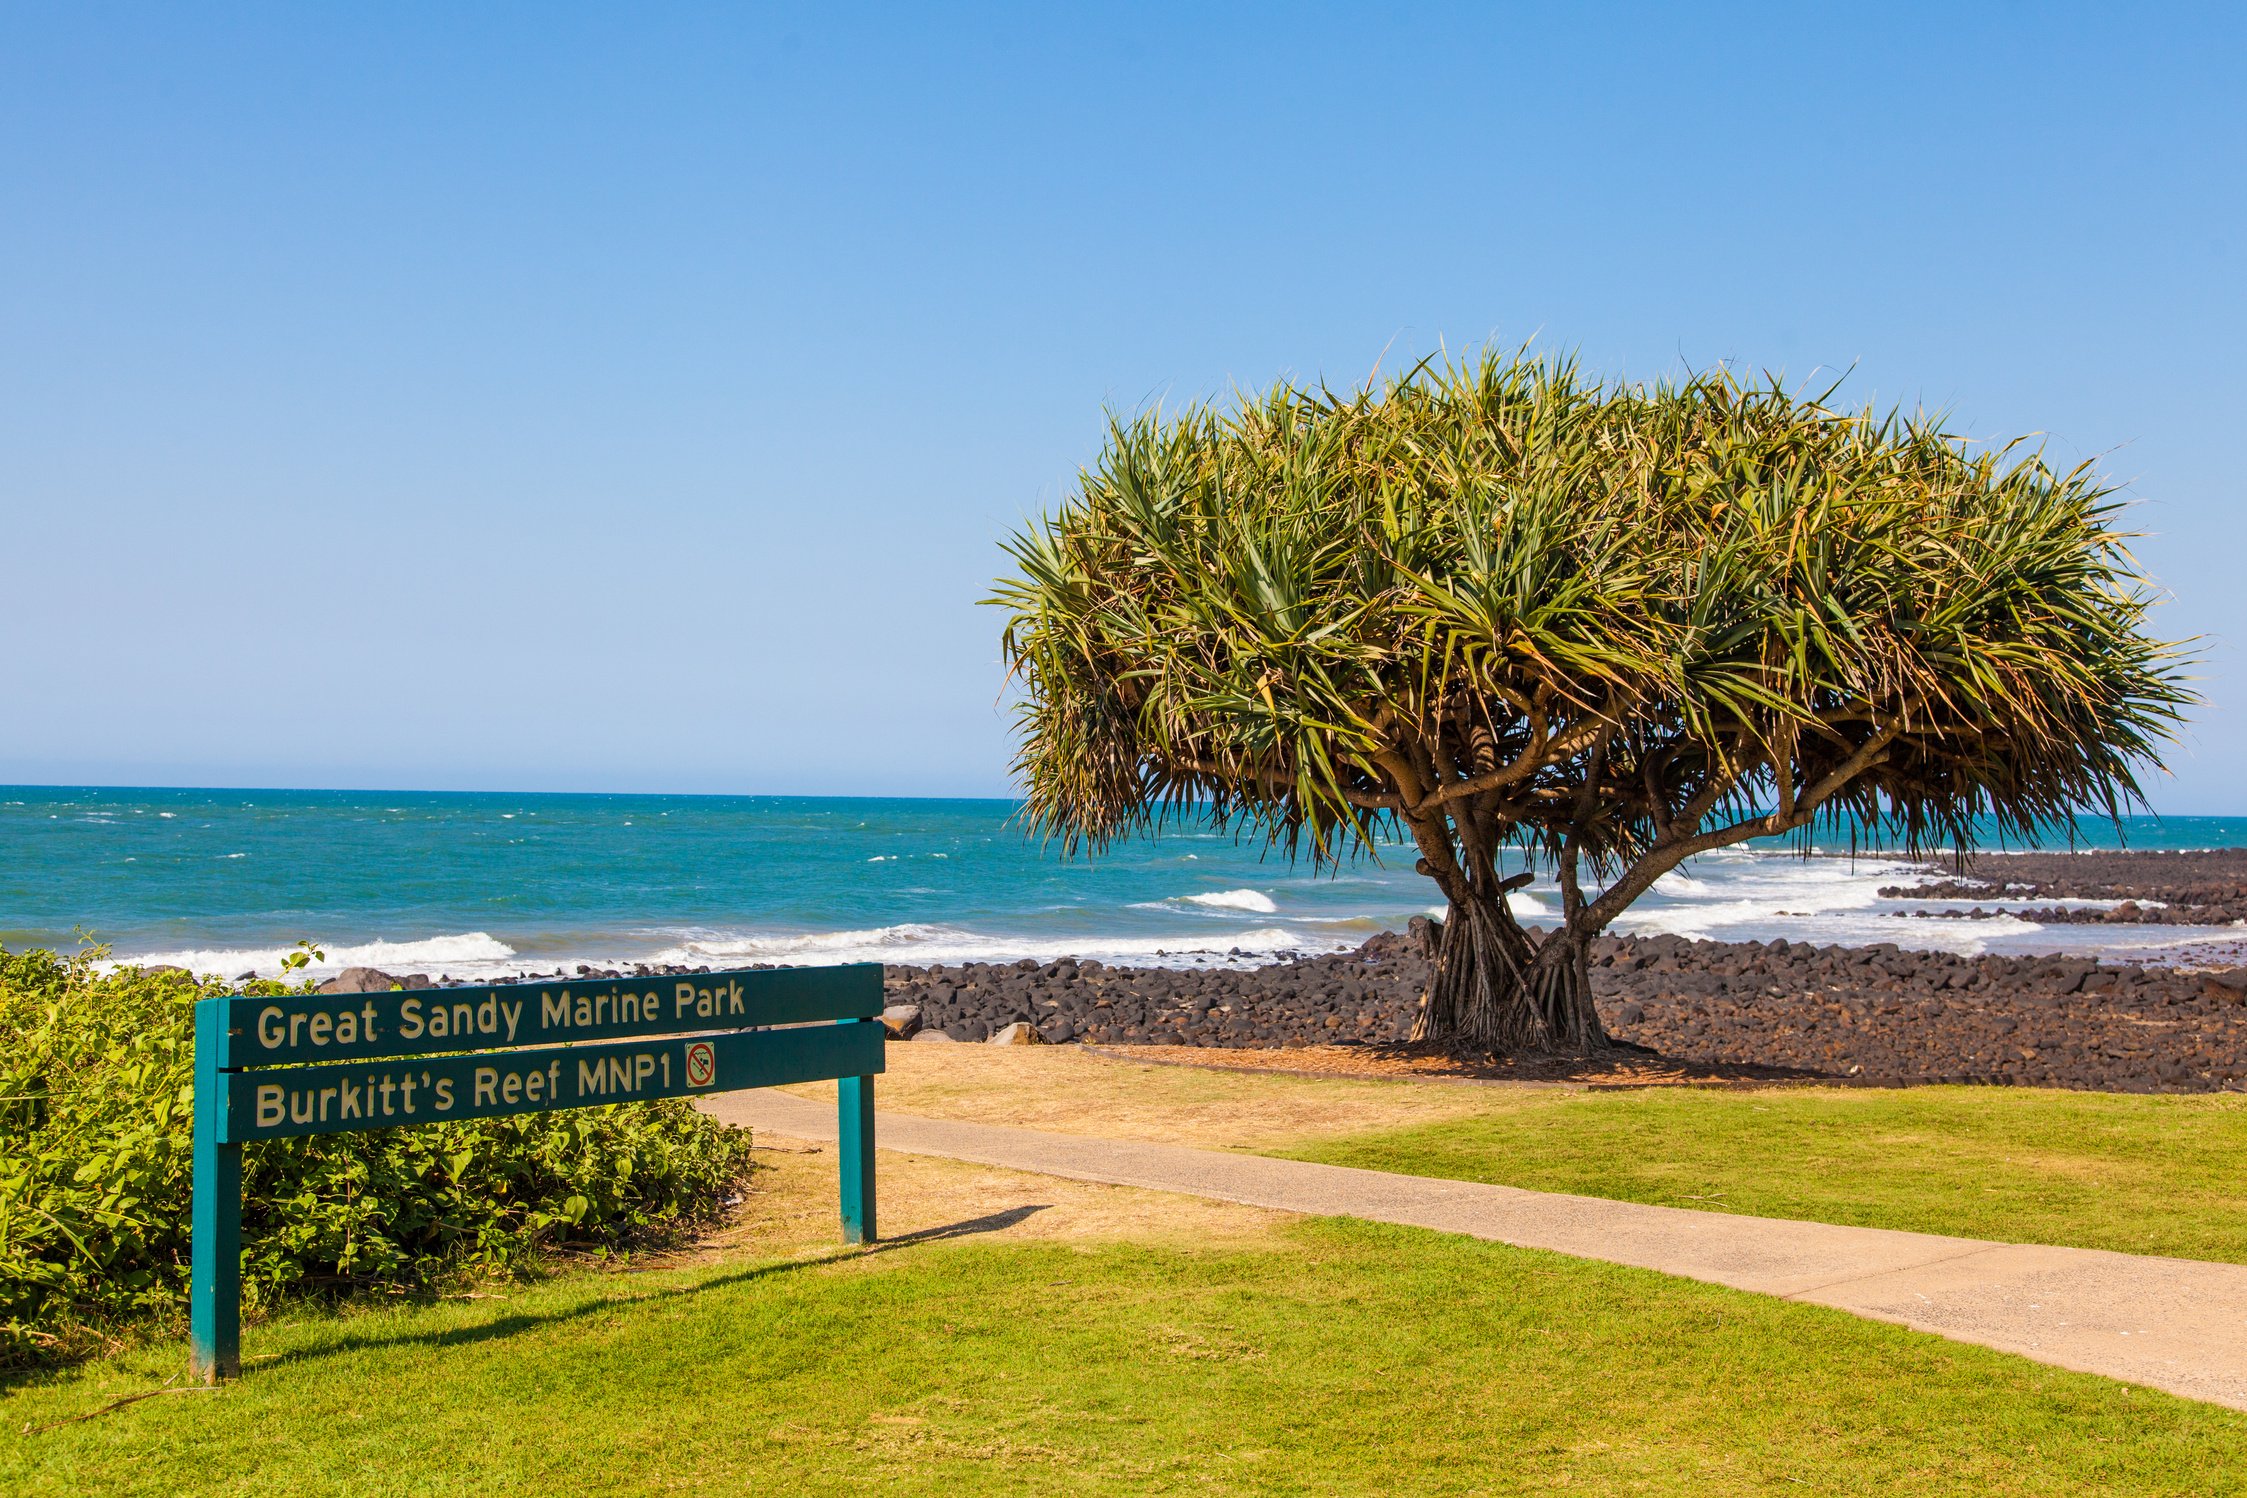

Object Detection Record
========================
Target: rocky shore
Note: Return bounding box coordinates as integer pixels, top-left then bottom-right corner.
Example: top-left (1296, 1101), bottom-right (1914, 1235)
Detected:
top-left (319, 935), bottom-right (2247, 1095)
top-left (310, 848), bottom-right (2247, 1097)
top-left (871, 929), bottom-right (2247, 1093)
top-left (1879, 847), bottom-right (2247, 926)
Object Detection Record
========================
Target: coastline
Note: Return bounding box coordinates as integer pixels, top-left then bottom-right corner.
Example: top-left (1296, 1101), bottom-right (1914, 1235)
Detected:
top-left (148, 846), bottom-right (2237, 1098)
top-left (40, 837), bottom-right (2247, 1095)
top-left (264, 926), bottom-right (2247, 1096)
top-left (19, 788), bottom-right (2247, 983)
top-left (81, 845), bottom-right (2247, 985)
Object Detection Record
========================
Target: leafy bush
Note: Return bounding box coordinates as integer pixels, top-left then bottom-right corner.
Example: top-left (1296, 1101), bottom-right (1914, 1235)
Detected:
top-left (0, 946), bottom-right (754, 1366)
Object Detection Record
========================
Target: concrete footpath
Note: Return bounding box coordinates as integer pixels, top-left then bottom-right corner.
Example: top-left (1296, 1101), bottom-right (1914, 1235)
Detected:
top-left (704, 1088), bottom-right (2247, 1412)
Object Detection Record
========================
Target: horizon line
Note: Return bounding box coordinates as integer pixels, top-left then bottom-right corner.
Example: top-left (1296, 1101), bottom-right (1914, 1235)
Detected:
top-left (0, 780), bottom-right (1027, 803)
top-left (3, 781), bottom-right (2243, 824)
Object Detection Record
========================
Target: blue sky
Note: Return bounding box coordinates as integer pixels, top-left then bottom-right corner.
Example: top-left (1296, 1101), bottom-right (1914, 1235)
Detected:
top-left (3, 4), bottom-right (2241, 809)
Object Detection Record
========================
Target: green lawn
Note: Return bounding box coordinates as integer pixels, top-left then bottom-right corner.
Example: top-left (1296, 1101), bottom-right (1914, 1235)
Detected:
top-left (1282, 1085), bottom-right (2247, 1261)
top-left (6, 1218), bottom-right (2244, 1496)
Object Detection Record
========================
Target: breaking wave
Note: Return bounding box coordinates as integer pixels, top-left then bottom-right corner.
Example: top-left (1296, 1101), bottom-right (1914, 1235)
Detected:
top-left (116, 932), bottom-right (518, 980)
top-left (1178, 889), bottom-right (1279, 913)
top-left (646, 921), bottom-right (1346, 970)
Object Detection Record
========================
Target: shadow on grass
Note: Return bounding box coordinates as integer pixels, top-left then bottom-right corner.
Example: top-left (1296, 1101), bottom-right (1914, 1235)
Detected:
top-left (874, 1203), bottom-right (1051, 1248)
top-left (241, 1203), bottom-right (1055, 1373)
top-left (0, 1205), bottom-right (1059, 1402)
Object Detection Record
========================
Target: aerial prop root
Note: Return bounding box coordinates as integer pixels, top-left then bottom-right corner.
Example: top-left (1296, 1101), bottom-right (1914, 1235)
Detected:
top-left (1410, 887), bottom-right (1616, 1056)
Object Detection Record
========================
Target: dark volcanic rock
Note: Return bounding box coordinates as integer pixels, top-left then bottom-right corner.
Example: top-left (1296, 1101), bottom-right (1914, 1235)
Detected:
top-left (1879, 848), bottom-right (2247, 926)
top-left (360, 849), bottom-right (2247, 1098)
top-left (872, 928), bottom-right (2247, 1095)
top-left (316, 966), bottom-right (401, 994)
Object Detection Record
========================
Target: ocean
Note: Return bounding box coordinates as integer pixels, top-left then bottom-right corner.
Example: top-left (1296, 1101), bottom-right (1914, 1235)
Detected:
top-left (4, 787), bottom-right (2243, 981)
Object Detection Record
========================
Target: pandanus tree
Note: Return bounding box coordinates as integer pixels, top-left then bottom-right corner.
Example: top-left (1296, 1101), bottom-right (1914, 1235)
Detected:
top-left (991, 351), bottom-right (2190, 1052)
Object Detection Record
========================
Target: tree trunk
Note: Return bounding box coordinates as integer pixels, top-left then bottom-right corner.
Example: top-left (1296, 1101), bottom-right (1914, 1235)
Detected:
top-left (1409, 887), bottom-right (1610, 1053)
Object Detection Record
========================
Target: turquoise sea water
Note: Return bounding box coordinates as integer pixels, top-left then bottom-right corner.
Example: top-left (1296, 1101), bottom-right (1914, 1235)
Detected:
top-left (5, 787), bottom-right (2244, 979)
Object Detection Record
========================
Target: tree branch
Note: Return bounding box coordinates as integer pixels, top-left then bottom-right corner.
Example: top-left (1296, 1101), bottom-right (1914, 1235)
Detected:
top-left (1579, 724), bottom-right (1904, 934)
top-left (1410, 715), bottom-right (1611, 813)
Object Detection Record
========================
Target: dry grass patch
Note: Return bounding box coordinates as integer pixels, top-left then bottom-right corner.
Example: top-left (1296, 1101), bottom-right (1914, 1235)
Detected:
top-left (702, 1128), bottom-right (1290, 1263)
top-left (1098, 1041), bottom-right (1811, 1086)
top-left (777, 1042), bottom-right (1494, 1149)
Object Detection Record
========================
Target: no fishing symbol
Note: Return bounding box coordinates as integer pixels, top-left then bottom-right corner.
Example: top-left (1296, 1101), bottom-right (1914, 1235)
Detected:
top-left (684, 1041), bottom-right (716, 1087)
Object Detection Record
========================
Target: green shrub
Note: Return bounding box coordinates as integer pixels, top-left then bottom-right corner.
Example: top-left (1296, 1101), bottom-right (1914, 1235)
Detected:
top-left (0, 945), bottom-right (754, 1366)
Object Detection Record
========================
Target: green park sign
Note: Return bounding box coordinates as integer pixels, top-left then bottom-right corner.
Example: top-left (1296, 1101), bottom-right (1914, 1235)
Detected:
top-left (191, 966), bottom-right (886, 1381)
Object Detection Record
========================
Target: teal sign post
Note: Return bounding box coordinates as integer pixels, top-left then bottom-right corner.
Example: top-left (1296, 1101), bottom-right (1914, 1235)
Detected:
top-left (190, 964), bottom-right (886, 1381)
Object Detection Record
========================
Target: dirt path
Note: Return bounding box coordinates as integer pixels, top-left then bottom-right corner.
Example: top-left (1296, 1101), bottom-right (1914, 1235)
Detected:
top-left (705, 1082), bottom-right (2247, 1413)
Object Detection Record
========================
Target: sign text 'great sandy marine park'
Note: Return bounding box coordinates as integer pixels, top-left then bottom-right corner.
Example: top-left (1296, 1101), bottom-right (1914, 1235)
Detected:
top-left (191, 965), bottom-right (886, 1381)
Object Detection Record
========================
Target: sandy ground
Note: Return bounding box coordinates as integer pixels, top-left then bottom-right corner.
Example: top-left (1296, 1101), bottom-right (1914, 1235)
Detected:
top-left (685, 1040), bottom-right (1631, 1268)
top-left (770, 1040), bottom-right (1530, 1150)
top-left (678, 1119), bottom-right (1292, 1266)
top-left (1083, 1042), bottom-right (1815, 1086)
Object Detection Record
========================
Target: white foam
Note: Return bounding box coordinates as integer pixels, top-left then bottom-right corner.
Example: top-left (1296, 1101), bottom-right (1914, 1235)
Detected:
top-left (1179, 889), bottom-right (1279, 914)
top-left (115, 932), bottom-right (518, 980)
top-left (1603, 852), bottom-right (2017, 953)
top-left (645, 921), bottom-right (1345, 971)
top-left (91, 842), bottom-right (2227, 986)
top-left (1652, 871), bottom-right (1717, 896)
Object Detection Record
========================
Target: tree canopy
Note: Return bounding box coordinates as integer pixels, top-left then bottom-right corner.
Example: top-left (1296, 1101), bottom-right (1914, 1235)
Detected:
top-left (991, 350), bottom-right (2191, 1049)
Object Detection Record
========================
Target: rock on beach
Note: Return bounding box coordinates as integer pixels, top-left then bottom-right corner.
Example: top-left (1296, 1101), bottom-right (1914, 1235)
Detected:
top-left (871, 932), bottom-right (2247, 1094)
top-left (1879, 847), bottom-right (2247, 927)
top-left (293, 849), bottom-right (2247, 1096)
